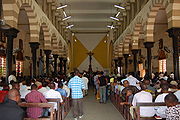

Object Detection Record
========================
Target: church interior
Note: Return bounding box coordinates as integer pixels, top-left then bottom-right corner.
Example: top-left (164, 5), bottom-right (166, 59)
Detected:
top-left (0, 0), bottom-right (180, 120)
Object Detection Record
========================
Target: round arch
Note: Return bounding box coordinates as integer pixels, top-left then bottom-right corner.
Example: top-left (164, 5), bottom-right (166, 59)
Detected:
top-left (3, 0), bottom-right (39, 42)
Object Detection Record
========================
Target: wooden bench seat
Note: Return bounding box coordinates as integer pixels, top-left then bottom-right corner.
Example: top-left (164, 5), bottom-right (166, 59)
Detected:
top-left (21, 97), bottom-right (72, 120)
top-left (19, 102), bottom-right (55, 120)
top-left (134, 102), bottom-right (180, 120)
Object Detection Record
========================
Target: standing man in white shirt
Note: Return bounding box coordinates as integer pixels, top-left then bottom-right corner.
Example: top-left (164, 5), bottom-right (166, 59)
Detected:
top-left (126, 72), bottom-right (140, 89)
top-left (81, 73), bottom-right (89, 96)
top-left (131, 83), bottom-right (155, 117)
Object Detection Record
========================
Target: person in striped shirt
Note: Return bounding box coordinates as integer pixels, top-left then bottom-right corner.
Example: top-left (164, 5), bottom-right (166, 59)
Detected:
top-left (68, 69), bottom-right (85, 120)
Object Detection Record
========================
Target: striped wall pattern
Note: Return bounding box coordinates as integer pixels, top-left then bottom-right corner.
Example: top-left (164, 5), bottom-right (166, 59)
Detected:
top-left (2, 0), bottom-right (67, 55)
top-left (41, 23), bottom-right (51, 50)
top-left (3, 0), bottom-right (39, 42)
top-left (51, 34), bottom-right (59, 54)
top-left (118, 43), bottom-right (123, 57)
top-left (113, 45), bottom-right (119, 58)
top-left (123, 34), bottom-right (131, 54)
top-left (132, 24), bottom-right (142, 49)
top-left (115, 0), bottom-right (180, 47)
top-left (146, 3), bottom-right (164, 42)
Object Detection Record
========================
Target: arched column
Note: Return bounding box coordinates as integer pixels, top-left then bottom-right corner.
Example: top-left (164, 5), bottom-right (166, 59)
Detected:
top-left (167, 28), bottom-right (180, 80)
top-left (144, 42), bottom-right (154, 79)
top-left (5, 28), bottom-right (19, 83)
top-left (44, 49), bottom-right (51, 77)
top-left (29, 42), bottom-right (39, 78)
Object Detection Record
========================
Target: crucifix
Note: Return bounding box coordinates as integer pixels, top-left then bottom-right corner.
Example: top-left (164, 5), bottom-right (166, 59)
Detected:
top-left (87, 51), bottom-right (94, 72)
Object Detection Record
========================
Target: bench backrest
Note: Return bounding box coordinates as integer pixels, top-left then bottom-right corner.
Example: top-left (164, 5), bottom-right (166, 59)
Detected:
top-left (18, 103), bottom-right (55, 120)
top-left (137, 102), bottom-right (180, 107)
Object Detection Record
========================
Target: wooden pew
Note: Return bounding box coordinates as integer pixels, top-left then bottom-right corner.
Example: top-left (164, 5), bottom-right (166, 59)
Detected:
top-left (18, 103), bottom-right (55, 120)
top-left (46, 99), bottom-right (62, 120)
top-left (111, 92), bottom-right (132, 120)
top-left (133, 102), bottom-right (180, 120)
top-left (21, 97), bottom-right (71, 120)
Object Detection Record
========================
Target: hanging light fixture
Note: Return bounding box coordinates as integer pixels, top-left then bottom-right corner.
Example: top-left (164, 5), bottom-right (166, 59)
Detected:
top-left (115, 12), bottom-right (121, 17)
top-left (62, 16), bottom-right (71, 21)
top-left (66, 24), bottom-right (74, 29)
top-left (107, 25), bottom-right (115, 29)
top-left (63, 11), bottom-right (67, 17)
top-left (57, 4), bottom-right (68, 9)
top-left (114, 5), bottom-right (125, 10)
top-left (110, 17), bottom-right (119, 21)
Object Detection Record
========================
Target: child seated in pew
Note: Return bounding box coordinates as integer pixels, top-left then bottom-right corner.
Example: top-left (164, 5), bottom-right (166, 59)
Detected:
top-left (165, 93), bottom-right (180, 120)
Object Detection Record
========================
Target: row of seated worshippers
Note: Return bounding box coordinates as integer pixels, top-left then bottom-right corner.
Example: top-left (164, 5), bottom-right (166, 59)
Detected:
top-left (0, 77), bottom-right (71, 119)
top-left (110, 72), bottom-right (180, 120)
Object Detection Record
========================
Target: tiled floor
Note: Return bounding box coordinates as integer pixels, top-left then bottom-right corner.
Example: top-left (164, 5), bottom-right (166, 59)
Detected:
top-left (64, 89), bottom-right (125, 120)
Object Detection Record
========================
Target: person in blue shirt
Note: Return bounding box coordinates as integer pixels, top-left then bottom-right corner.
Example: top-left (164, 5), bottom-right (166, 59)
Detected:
top-left (68, 69), bottom-right (85, 120)
top-left (56, 82), bottom-right (67, 97)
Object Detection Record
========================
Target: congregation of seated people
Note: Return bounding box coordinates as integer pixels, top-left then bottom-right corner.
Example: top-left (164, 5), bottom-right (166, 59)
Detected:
top-left (0, 74), bottom-right (72, 119)
top-left (110, 72), bottom-right (180, 120)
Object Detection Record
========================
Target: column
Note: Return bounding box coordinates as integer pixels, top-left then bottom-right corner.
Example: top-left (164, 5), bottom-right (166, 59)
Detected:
top-left (132, 49), bottom-right (139, 77)
top-left (29, 42), bottom-right (39, 78)
top-left (53, 54), bottom-right (58, 75)
top-left (123, 54), bottom-right (129, 75)
top-left (167, 28), bottom-right (180, 80)
top-left (114, 58), bottom-right (118, 74)
top-left (118, 57), bottom-right (123, 75)
top-left (5, 28), bottom-right (19, 83)
top-left (59, 57), bottom-right (63, 74)
top-left (63, 58), bottom-right (67, 75)
top-left (144, 42), bottom-right (154, 79)
top-left (44, 50), bottom-right (51, 76)
top-left (48, 3), bottom-right (52, 20)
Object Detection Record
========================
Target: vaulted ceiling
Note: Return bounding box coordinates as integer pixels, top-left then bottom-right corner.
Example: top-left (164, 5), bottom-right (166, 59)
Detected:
top-left (61, 0), bottom-right (119, 33)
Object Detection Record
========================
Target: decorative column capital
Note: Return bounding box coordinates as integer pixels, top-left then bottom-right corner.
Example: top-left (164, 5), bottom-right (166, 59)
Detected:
top-left (53, 54), bottom-right (59, 59)
top-left (63, 58), bottom-right (67, 62)
top-left (167, 27), bottom-right (180, 38)
top-left (123, 54), bottom-right (129, 58)
top-left (44, 49), bottom-right (52, 55)
top-left (4, 27), bottom-right (19, 38)
top-left (131, 49), bottom-right (139, 55)
top-left (144, 42), bottom-right (154, 49)
top-left (59, 56), bottom-right (64, 61)
top-left (29, 42), bottom-right (40, 49)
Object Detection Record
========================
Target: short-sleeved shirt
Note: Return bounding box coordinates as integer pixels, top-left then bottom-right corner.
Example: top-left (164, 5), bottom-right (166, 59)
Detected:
top-left (132, 91), bottom-right (155, 117)
top-left (166, 105), bottom-right (180, 120)
top-left (98, 76), bottom-right (107, 86)
top-left (68, 76), bottom-right (85, 99)
top-left (25, 90), bottom-right (47, 118)
top-left (56, 88), bottom-right (67, 97)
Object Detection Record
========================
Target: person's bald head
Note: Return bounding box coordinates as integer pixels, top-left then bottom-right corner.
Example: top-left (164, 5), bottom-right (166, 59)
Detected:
top-left (8, 89), bottom-right (20, 102)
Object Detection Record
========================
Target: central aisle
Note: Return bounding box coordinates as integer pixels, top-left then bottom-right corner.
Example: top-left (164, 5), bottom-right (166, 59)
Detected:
top-left (64, 88), bottom-right (125, 120)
